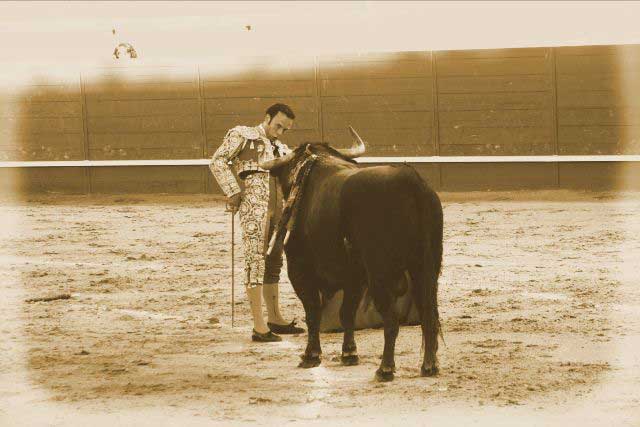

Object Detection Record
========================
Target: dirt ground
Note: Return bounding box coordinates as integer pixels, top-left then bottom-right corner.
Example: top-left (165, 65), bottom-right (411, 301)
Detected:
top-left (1, 190), bottom-right (639, 426)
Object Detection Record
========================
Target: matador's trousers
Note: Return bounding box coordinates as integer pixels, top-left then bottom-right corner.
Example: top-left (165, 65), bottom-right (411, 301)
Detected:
top-left (237, 172), bottom-right (284, 288)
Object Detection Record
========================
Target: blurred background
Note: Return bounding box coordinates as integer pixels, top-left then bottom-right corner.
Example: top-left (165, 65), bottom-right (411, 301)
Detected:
top-left (1, 1), bottom-right (640, 194)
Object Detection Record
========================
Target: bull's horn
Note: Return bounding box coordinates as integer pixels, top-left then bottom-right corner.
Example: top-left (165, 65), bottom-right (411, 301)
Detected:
top-left (258, 150), bottom-right (296, 170)
top-left (337, 125), bottom-right (366, 158)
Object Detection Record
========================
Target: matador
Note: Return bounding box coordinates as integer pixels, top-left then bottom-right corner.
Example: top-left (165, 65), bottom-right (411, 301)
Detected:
top-left (209, 103), bottom-right (305, 342)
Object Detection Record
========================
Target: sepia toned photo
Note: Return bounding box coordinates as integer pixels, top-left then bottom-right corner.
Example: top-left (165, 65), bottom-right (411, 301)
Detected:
top-left (1, 2), bottom-right (639, 426)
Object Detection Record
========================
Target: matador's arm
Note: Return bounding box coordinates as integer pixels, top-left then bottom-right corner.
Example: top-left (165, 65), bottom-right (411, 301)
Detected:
top-left (209, 129), bottom-right (245, 197)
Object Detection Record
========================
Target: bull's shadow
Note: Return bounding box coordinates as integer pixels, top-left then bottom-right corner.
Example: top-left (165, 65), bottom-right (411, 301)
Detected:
top-left (319, 278), bottom-right (420, 333)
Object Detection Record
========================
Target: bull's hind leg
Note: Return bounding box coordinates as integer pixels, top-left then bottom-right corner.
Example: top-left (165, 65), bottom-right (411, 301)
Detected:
top-left (409, 265), bottom-right (439, 377)
top-left (371, 287), bottom-right (399, 382)
top-left (340, 285), bottom-right (364, 366)
top-left (377, 303), bottom-right (399, 382)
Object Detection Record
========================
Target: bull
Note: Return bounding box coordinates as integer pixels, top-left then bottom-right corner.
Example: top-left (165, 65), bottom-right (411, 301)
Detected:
top-left (259, 127), bottom-right (443, 381)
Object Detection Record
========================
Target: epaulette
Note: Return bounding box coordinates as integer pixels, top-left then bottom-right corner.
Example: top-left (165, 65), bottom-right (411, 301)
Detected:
top-left (273, 140), bottom-right (291, 154)
top-left (229, 125), bottom-right (260, 141)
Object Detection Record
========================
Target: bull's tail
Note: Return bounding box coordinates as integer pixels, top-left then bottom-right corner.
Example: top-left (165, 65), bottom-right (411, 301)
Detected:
top-left (428, 190), bottom-right (444, 346)
top-left (409, 169), bottom-right (443, 375)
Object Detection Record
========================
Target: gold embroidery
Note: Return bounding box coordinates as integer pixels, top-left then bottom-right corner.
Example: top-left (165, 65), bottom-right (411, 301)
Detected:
top-left (209, 124), bottom-right (291, 287)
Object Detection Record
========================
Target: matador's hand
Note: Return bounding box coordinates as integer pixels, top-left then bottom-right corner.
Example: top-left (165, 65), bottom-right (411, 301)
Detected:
top-left (226, 192), bottom-right (242, 213)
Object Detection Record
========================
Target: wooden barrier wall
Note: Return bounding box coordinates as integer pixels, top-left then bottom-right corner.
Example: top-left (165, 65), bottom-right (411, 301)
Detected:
top-left (556, 45), bottom-right (633, 155)
top-left (436, 47), bottom-right (554, 156)
top-left (0, 73), bottom-right (85, 162)
top-left (2, 44), bottom-right (640, 193)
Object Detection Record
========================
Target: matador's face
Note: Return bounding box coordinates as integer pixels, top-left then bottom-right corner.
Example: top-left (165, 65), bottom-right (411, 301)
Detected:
top-left (264, 112), bottom-right (294, 141)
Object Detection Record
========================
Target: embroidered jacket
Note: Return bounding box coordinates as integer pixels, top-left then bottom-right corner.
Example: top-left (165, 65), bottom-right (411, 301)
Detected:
top-left (209, 124), bottom-right (291, 197)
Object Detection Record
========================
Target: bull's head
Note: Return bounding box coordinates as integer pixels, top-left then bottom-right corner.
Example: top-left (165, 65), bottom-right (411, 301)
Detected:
top-left (259, 125), bottom-right (366, 171)
top-left (258, 125), bottom-right (367, 199)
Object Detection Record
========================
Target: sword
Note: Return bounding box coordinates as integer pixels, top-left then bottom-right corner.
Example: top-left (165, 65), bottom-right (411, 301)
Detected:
top-left (231, 211), bottom-right (235, 327)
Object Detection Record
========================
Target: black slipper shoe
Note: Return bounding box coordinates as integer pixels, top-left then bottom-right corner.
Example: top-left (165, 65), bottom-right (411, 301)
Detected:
top-left (267, 320), bottom-right (305, 335)
top-left (252, 329), bottom-right (282, 342)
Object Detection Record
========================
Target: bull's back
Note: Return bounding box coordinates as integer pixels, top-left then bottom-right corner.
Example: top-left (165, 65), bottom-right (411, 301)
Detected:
top-left (341, 165), bottom-right (426, 223)
top-left (340, 165), bottom-right (435, 276)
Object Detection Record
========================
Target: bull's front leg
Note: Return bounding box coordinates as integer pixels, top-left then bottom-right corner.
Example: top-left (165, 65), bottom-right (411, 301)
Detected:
top-left (287, 257), bottom-right (322, 368)
top-left (299, 288), bottom-right (322, 368)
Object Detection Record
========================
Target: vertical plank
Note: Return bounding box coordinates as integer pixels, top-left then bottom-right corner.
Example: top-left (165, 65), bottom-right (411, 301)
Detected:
top-left (198, 66), bottom-right (209, 193)
top-left (431, 51), bottom-right (442, 188)
top-left (198, 66), bottom-right (207, 158)
top-left (550, 48), bottom-right (560, 187)
top-left (79, 72), bottom-right (91, 193)
top-left (314, 56), bottom-right (324, 143)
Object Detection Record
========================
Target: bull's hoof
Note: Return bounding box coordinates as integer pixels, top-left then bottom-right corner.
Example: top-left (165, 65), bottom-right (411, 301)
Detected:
top-left (375, 367), bottom-right (395, 382)
top-left (340, 354), bottom-right (359, 366)
top-left (298, 356), bottom-right (321, 369)
top-left (421, 364), bottom-right (439, 377)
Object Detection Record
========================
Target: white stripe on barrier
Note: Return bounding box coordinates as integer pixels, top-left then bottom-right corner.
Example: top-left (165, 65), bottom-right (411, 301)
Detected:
top-left (1, 155), bottom-right (640, 168)
top-left (358, 155), bottom-right (640, 163)
top-left (0, 159), bottom-right (212, 168)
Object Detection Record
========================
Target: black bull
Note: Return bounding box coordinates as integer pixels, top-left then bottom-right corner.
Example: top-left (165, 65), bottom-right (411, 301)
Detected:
top-left (264, 143), bottom-right (443, 381)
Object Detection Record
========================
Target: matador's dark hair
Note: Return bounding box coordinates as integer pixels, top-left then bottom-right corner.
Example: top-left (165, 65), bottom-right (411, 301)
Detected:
top-left (265, 103), bottom-right (296, 122)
